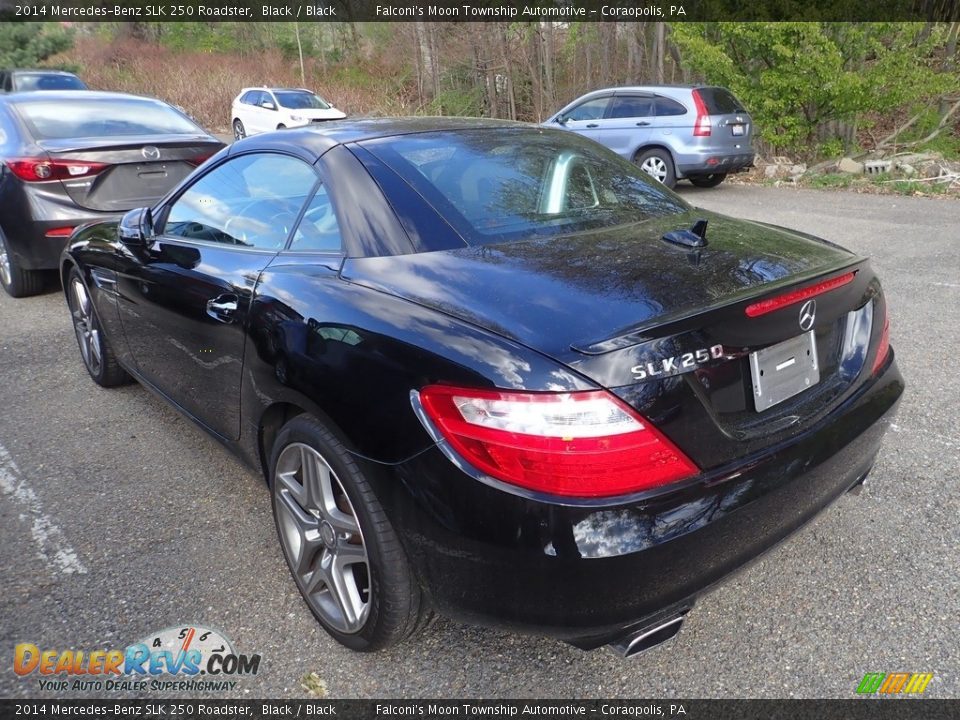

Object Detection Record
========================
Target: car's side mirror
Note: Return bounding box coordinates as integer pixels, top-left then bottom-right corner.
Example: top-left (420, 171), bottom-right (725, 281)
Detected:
top-left (554, 115), bottom-right (567, 125)
top-left (262, 101), bottom-right (276, 111)
top-left (118, 207), bottom-right (154, 247)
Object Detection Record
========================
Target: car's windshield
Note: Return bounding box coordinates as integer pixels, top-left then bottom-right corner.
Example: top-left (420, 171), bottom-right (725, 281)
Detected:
top-left (274, 91), bottom-right (332, 110)
top-left (364, 128), bottom-right (689, 245)
top-left (13, 97), bottom-right (204, 139)
top-left (14, 73), bottom-right (86, 91)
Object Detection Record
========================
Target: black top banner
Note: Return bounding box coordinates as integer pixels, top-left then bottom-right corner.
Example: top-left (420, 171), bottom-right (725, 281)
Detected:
top-left (0, 0), bottom-right (958, 23)
top-left (2, 700), bottom-right (960, 719)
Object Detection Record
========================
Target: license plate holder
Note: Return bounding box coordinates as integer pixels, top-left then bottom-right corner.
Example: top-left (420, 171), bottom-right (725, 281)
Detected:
top-left (749, 331), bottom-right (819, 412)
top-left (731, 124), bottom-right (745, 136)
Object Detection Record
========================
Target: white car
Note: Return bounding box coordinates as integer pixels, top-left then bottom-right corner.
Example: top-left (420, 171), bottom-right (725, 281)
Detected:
top-left (231, 87), bottom-right (346, 139)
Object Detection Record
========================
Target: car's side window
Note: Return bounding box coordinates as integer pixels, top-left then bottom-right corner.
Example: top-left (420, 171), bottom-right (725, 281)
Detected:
top-left (564, 97), bottom-right (610, 122)
top-left (261, 92), bottom-right (277, 110)
top-left (289, 184), bottom-right (343, 253)
top-left (609, 96), bottom-right (654, 120)
top-left (241, 91), bottom-right (257, 105)
top-left (162, 153), bottom-right (318, 250)
top-left (654, 97), bottom-right (688, 117)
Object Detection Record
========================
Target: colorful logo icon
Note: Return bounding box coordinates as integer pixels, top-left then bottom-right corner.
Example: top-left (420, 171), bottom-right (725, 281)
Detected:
top-left (856, 672), bottom-right (933, 695)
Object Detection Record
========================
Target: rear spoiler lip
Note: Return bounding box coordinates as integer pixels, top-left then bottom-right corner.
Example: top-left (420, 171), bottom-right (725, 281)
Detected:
top-left (571, 257), bottom-right (868, 356)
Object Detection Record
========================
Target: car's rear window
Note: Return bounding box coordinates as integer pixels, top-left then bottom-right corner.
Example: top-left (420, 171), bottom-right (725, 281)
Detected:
top-left (363, 129), bottom-right (688, 245)
top-left (13, 97), bottom-right (204, 139)
top-left (697, 87), bottom-right (747, 114)
top-left (14, 73), bottom-right (86, 91)
top-left (275, 91), bottom-right (331, 110)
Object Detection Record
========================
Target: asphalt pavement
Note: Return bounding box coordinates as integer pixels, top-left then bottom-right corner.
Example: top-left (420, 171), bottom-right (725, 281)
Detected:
top-left (0, 184), bottom-right (957, 699)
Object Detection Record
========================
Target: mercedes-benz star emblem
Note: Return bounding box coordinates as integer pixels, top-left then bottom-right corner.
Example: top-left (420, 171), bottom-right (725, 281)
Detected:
top-left (141, 146), bottom-right (161, 161)
top-left (799, 299), bottom-right (817, 332)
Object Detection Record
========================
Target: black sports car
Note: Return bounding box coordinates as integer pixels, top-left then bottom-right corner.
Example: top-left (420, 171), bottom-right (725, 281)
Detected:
top-left (0, 91), bottom-right (224, 297)
top-left (61, 119), bottom-right (903, 654)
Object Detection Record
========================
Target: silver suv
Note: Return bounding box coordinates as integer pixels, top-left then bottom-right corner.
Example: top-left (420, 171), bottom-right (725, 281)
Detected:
top-left (546, 85), bottom-right (754, 189)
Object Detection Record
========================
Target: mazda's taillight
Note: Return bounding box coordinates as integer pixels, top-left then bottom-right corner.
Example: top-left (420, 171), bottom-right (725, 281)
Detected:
top-left (692, 89), bottom-right (712, 137)
top-left (186, 153), bottom-right (215, 167)
top-left (44, 227), bottom-right (76, 238)
top-left (418, 385), bottom-right (699, 498)
top-left (5, 158), bottom-right (108, 182)
top-left (744, 271), bottom-right (857, 318)
top-left (871, 304), bottom-right (890, 375)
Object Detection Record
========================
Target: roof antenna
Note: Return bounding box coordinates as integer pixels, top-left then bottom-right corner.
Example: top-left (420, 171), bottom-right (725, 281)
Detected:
top-left (662, 218), bottom-right (709, 249)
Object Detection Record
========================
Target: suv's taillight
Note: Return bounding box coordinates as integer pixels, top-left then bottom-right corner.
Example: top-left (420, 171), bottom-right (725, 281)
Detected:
top-left (871, 304), bottom-right (890, 375)
top-left (418, 385), bottom-right (699, 498)
top-left (692, 89), bottom-right (712, 137)
top-left (5, 157), bottom-right (108, 182)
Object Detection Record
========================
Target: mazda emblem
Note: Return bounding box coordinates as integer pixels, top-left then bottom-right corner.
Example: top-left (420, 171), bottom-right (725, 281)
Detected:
top-left (799, 299), bottom-right (816, 332)
top-left (141, 146), bottom-right (161, 161)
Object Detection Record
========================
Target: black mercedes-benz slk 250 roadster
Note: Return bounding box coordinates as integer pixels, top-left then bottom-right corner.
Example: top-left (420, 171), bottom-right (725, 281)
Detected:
top-left (61, 119), bottom-right (903, 654)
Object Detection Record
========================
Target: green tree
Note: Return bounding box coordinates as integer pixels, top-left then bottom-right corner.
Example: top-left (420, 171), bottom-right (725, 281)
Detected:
top-left (671, 22), bottom-right (955, 155)
top-left (0, 22), bottom-right (73, 68)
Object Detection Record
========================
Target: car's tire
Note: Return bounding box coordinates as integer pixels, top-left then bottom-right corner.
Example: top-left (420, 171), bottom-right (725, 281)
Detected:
top-left (689, 173), bottom-right (727, 189)
top-left (270, 414), bottom-right (429, 651)
top-left (66, 267), bottom-right (131, 387)
top-left (233, 119), bottom-right (246, 140)
top-left (277, 124), bottom-right (286, 130)
top-left (635, 148), bottom-right (677, 189)
top-left (0, 230), bottom-right (45, 298)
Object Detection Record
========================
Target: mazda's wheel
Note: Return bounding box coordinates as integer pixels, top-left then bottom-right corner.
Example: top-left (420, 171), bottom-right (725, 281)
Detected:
top-left (635, 148), bottom-right (677, 189)
top-left (689, 173), bottom-right (727, 188)
top-left (270, 415), bottom-right (429, 651)
top-left (0, 230), bottom-right (45, 298)
top-left (233, 119), bottom-right (246, 140)
top-left (66, 268), bottom-right (131, 387)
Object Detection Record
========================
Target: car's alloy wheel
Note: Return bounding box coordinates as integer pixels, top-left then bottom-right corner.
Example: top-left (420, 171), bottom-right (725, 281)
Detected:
top-left (269, 416), bottom-right (429, 651)
top-left (274, 442), bottom-right (371, 634)
top-left (635, 148), bottom-right (677, 189)
top-left (0, 231), bottom-right (44, 298)
top-left (0, 233), bottom-right (12, 289)
top-left (66, 268), bottom-right (130, 386)
top-left (233, 119), bottom-right (246, 140)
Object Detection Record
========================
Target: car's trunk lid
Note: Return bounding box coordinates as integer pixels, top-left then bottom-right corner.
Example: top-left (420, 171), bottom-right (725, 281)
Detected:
top-left (37, 135), bottom-right (223, 212)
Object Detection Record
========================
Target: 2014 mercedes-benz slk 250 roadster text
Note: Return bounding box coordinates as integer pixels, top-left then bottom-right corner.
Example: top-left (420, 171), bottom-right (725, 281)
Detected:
top-left (61, 119), bottom-right (903, 655)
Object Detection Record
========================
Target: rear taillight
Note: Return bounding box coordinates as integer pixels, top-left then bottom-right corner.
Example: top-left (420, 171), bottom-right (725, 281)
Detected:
top-left (5, 158), bottom-right (108, 182)
top-left (871, 305), bottom-right (890, 375)
top-left (418, 385), bottom-right (699, 498)
top-left (744, 271), bottom-right (857, 318)
top-left (186, 153), bottom-right (215, 167)
top-left (692, 89), bottom-right (712, 137)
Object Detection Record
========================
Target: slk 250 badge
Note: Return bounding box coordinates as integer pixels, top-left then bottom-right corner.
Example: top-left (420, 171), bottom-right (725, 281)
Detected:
top-left (631, 345), bottom-right (725, 380)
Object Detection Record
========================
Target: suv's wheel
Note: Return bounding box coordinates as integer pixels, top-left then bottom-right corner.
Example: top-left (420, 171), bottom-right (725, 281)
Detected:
top-left (233, 119), bottom-right (246, 140)
top-left (270, 415), bottom-right (428, 651)
top-left (689, 173), bottom-right (727, 188)
top-left (635, 149), bottom-right (677, 188)
top-left (66, 267), bottom-right (131, 387)
top-left (0, 230), bottom-right (45, 298)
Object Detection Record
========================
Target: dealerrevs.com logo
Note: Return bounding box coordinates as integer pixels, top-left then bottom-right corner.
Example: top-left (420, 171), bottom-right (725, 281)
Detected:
top-left (14, 625), bottom-right (261, 692)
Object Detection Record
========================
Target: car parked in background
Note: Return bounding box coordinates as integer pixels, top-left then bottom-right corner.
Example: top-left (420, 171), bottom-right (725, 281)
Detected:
top-left (0, 91), bottom-right (224, 297)
top-left (61, 119), bottom-right (900, 654)
top-left (231, 87), bottom-right (346, 139)
top-left (0, 69), bottom-right (87, 93)
top-left (547, 85), bottom-right (754, 189)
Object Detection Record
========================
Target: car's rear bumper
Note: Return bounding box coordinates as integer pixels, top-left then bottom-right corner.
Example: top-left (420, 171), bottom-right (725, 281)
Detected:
top-left (678, 152), bottom-right (755, 178)
top-left (381, 355), bottom-right (903, 647)
top-left (0, 184), bottom-right (119, 270)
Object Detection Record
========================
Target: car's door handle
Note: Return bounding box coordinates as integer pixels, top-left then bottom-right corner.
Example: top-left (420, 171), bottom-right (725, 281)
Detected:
top-left (585, 123), bottom-right (599, 128)
top-left (206, 294), bottom-right (239, 323)
top-left (636, 121), bottom-right (650, 126)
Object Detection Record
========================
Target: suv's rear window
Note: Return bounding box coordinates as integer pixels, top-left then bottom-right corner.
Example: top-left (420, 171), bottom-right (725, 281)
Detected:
top-left (14, 73), bottom-right (86, 91)
top-left (13, 97), bottom-right (203, 139)
top-left (697, 88), bottom-right (747, 114)
top-left (363, 128), bottom-right (688, 246)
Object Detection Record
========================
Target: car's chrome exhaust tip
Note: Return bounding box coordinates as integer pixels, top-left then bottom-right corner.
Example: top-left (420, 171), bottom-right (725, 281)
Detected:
top-left (607, 612), bottom-right (687, 659)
